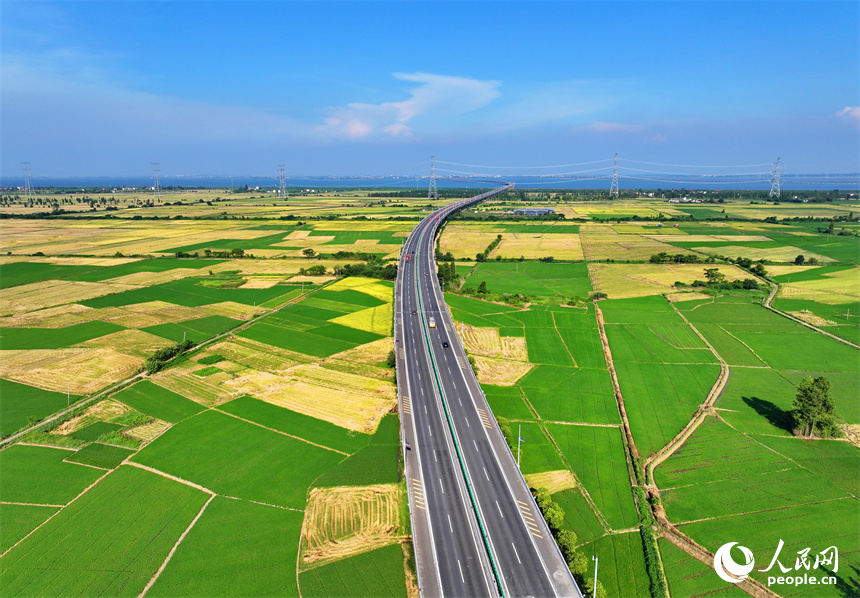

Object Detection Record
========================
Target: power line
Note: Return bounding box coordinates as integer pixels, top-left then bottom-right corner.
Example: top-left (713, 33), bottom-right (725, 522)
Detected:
top-left (428, 155), bottom-right (438, 201)
top-left (620, 158), bottom-right (773, 168)
top-left (435, 158), bottom-right (614, 169)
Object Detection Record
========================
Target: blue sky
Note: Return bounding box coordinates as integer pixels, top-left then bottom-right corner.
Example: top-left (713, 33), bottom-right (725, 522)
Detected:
top-left (2, 1), bottom-right (858, 177)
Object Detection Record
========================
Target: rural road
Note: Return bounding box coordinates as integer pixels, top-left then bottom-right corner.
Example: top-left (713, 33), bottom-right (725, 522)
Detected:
top-left (395, 187), bottom-right (581, 598)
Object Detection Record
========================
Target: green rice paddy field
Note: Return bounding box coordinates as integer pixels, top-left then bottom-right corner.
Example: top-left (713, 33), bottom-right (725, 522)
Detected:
top-left (1, 198), bottom-right (857, 597)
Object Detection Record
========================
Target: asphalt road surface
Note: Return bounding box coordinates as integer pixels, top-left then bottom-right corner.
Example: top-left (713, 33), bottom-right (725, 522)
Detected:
top-left (396, 188), bottom-right (581, 598)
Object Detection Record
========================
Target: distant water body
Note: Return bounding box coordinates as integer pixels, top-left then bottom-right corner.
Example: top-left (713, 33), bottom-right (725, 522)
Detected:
top-left (1, 174), bottom-right (857, 191)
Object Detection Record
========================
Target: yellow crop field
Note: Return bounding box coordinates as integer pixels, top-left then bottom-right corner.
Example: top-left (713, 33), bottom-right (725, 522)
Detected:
top-left (588, 263), bottom-right (752, 299)
top-left (496, 234), bottom-right (584, 260)
top-left (579, 225), bottom-right (699, 261)
top-left (75, 329), bottom-right (174, 358)
top-left (224, 363), bottom-right (396, 433)
top-left (332, 304), bottom-right (393, 336)
top-left (199, 301), bottom-right (263, 320)
top-left (124, 419), bottom-right (171, 442)
top-left (439, 224), bottom-right (503, 259)
top-left (691, 244), bottom-right (833, 263)
top-left (324, 338), bottom-right (395, 381)
top-left (474, 355), bottom-right (533, 386)
top-left (764, 265), bottom-right (821, 277)
top-left (301, 484), bottom-right (404, 568)
top-left (103, 268), bottom-right (201, 286)
top-left (461, 325), bottom-right (503, 357)
top-left (326, 277), bottom-right (394, 303)
top-left (0, 348), bottom-right (140, 394)
top-left (778, 267), bottom-right (860, 303)
top-left (525, 470), bottom-right (578, 494)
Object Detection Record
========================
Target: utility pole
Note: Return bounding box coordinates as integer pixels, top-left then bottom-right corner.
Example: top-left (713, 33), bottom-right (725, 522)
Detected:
top-left (769, 157), bottom-right (782, 199)
top-left (517, 424), bottom-right (522, 468)
top-left (428, 155), bottom-right (438, 202)
top-left (609, 153), bottom-right (619, 198)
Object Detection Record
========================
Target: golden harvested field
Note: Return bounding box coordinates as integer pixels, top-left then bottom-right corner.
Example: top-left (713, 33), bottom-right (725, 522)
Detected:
top-left (666, 292), bottom-right (712, 303)
top-left (103, 268), bottom-right (201, 285)
top-left (54, 399), bottom-right (131, 435)
top-left (301, 484), bottom-right (404, 568)
top-left (74, 329), bottom-right (174, 358)
top-left (0, 349), bottom-right (140, 394)
top-left (199, 301), bottom-right (263, 320)
top-left (579, 225), bottom-right (699, 261)
top-left (324, 338), bottom-right (395, 381)
top-left (691, 244), bottom-right (833, 263)
top-left (500, 336), bottom-right (529, 361)
top-left (206, 337), bottom-right (313, 372)
top-left (152, 362), bottom-right (239, 405)
top-left (524, 470), bottom-right (578, 494)
top-left (495, 234), bottom-right (583, 260)
top-left (0, 280), bottom-right (141, 316)
top-left (588, 262), bottom-right (752, 299)
top-left (438, 224), bottom-right (504, 259)
top-left (224, 363), bottom-right (396, 434)
top-left (0, 301), bottom-right (208, 329)
top-left (124, 419), bottom-right (171, 442)
top-left (460, 325), bottom-right (503, 357)
top-left (473, 355), bottom-right (533, 386)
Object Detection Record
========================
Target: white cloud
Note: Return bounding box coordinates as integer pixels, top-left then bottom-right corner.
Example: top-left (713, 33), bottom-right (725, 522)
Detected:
top-left (835, 106), bottom-right (860, 121)
top-left (321, 72), bottom-right (501, 138)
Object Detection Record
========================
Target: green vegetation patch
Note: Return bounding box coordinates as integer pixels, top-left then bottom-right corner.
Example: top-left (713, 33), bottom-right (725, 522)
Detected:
top-left (754, 434), bottom-right (860, 496)
top-left (298, 543), bottom-right (407, 598)
top-left (0, 445), bottom-right (103, 505)
top-left (239, 322), bottom-right (357, 357)
top-left (615, 362), bottom-right (719, 457)
top-left (523, 369), bottom-right (620, 425)
top-left (580, 532), bottom-right (651, 598)
top-left (461, 262), bottom-right (592, 297)
top-left (142, 315), bottom-right (241, 344)
top-left (604, 324), bottom-right (715, 364)
top-left (656, 418), bottom-right (849, 522)
top-left (546, 424), bottom-right (639, 530)
top-left (218, 395), bottom-right (368, 454)
top-left (0, 503), bottom-right (58, 552)
top-left (71, 421), bottom-right (123, 442)
top-left (555, 322), bottom-right (606, 370)
top-left (0, 378), bottom-right (81, 437)
top-left (731, 329), bottom-right (859, 372)
top-left (65, 442), bottom-right (135, 469)
top-left (658, 539), bottom-right (748, 598)
top-left (679, 499), bottom-right (860, 597)
top-left (0, 261), bottom-right (101, 289)
top-left (113, 380), bottom-right (206, 423)
top-left (148, 496), bottom-right (304, 598)
top-left (714, 367), bottom-right (798, 435)
top-left (193, 366), bottom-right (222, 377)
top-left (132, 410), bottom-right (342, 509)
top-left (81, 277), bottom-right (291, 308)
top-left (69, 258), bottom-right (226, 282)
top-left (315, 289), bottom-right (387, 308)
top-left (525, 327), bottom-right (576, 366)
top-left (515, 422), bottom-right (567, 474)
top-left (0, 465), bottom-right (210, 598)
top-left (484, 385), bottom-right (535, 420)
top-left (553, 488), bottom-right (606, 544)
top-left (0, 321), bottom-right (125, 350)
top-left (314, 414), bottom-right (399, 487)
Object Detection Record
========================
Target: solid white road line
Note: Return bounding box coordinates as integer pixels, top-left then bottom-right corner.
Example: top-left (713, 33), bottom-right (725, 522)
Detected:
top-left (496, 501), bottom-right (504, 518)
top-left (512, 543), bottom-right (521, 564)
top-left (483, 467), bottom-right (489, 480)
top-left (448, 514), bottom-right (454, 533)
top-left (458, 560), bottom-right (465, 584)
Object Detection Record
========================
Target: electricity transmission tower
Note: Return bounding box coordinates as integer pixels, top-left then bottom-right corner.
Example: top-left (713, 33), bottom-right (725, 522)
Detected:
top-left (428, 155), bottom-right (438, 201)
top-left (277, 165), bottom-right (288, 200)
top-left (152, 162), bottom-right (162, 198)
top-left (609, 153), bottom-right (619, 198)
top-left (769, 157), bottom-right (782, 199)
top-left (22, 162), bottom-right (33, 196)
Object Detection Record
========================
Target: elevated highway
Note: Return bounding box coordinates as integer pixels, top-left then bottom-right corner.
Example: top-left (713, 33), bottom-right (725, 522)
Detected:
top-left (394, 185), bottom-right (581, 597)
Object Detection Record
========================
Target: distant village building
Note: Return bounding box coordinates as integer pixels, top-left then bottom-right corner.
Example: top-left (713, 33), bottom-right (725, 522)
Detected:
top-left (513, 207), bottom-right (555, 216)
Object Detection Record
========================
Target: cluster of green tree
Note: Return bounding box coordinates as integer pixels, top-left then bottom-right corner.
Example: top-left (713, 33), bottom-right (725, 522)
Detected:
top-left (532, 488), bottom-right (606, 598)
top-left (649, 252), bottom-right (713, 264)
top-left (436, 260), bottom-right (459, 288)
top-left (475, 234), bottom-right (503, 262)
top-left (732, 256), bottom-right (768, 276)
top-left (817, 218), bottom-right (858, 236)
top-left (678, 267), bottom-right (761, 290)
top-left (298, 264), bottom-right (327, 276)
top-left (144, 340), bottom-right (194, 374)
top-left (332, 259), bottom-right (397, 280)
top-left (174, 248), bottom-right (246, 259)
top-left (565, 292), bottom-right (608, 306)
top-left (793, 376), bottom-right (842, 438)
